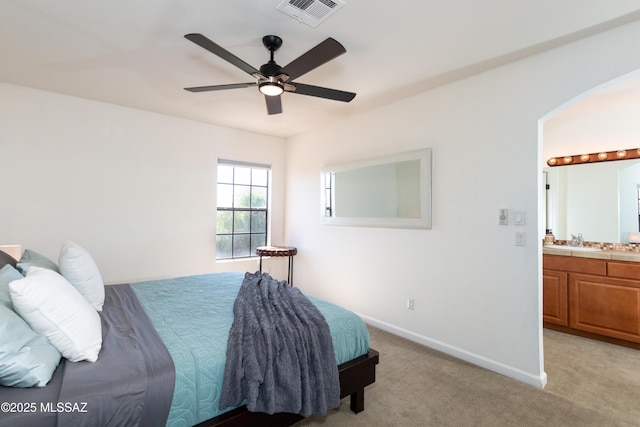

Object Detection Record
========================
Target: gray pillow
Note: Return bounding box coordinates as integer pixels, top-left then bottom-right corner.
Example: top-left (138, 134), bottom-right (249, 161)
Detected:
top-left (16, 249), bottom-right (60, 275)
top-left (0, 304), bottom-right (62, 387)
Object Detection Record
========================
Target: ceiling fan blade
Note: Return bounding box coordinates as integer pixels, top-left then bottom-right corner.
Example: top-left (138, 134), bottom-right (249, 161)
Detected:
top-left (185, 33), bottom-right (261, 77)
top-left (281, 38), bottom-right (346, 81)
top-left (184, 82), bottom-right (256, 92)
top-left (265, 95), bottom-right (282, 115)
top-left (287, 83), bottom-right (356, 102)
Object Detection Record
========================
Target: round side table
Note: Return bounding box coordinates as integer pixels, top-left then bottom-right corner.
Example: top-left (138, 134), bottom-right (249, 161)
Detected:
top-left (256, 246), bottom-right (297, 285)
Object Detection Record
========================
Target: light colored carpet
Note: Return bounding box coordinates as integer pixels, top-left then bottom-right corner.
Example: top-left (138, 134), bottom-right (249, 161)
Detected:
top-left (296, 327), bottom-right (640, 426)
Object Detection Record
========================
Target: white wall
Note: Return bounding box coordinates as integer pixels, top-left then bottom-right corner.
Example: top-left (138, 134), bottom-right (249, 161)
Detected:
top-left (284, 20), bottom-right (640, 387)
top-left (0, 84), bottom-right (287, 283)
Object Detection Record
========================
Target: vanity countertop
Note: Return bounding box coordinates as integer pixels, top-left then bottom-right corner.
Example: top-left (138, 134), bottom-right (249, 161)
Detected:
top-left (543, 245), bottom-right (640, 262)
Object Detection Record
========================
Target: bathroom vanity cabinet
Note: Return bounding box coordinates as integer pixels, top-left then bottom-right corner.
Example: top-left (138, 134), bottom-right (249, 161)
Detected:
top-left (543, 253), bottom-right (640, 348)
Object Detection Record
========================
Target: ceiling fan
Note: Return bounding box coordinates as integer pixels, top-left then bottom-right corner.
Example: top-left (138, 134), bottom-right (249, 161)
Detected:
top-left (183, 34), bottom-right (356, 115)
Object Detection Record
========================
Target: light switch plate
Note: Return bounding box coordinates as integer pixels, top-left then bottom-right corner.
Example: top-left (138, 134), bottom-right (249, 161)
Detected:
top-left (514, 211), bottom-right (525, 225)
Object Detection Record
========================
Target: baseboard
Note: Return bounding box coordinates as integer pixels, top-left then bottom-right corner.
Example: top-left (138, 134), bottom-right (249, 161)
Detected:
top-left (359, 314), bottom-right (547, 389)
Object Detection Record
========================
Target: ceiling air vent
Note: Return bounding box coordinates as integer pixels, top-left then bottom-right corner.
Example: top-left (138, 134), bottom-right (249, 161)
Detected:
top-left (276, 0), bottom-right (346, 28)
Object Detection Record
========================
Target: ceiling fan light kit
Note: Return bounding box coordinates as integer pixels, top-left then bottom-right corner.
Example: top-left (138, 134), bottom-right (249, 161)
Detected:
top-left (184, 33), bottom-right (355, 115)
top-left (259, 79), bottom-right (284, 96)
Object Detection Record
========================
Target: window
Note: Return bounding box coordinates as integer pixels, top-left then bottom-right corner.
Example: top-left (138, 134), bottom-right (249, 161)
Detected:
top-left (216, 160), bottom-right (269, 259)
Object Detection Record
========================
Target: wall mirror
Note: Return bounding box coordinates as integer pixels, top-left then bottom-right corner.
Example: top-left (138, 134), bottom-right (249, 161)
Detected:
top-left (321, 148), bottom-right (432, 229)
top-left (545, 158), bottom-right (640, 243)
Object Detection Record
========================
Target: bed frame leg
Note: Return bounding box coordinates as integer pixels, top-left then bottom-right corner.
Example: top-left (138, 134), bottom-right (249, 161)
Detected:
top-left (350, 388), bottom-right (365, 413)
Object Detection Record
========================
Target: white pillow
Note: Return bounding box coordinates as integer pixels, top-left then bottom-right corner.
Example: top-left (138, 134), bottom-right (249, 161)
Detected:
top-left (9, 267), bottom-right (102, 362)
top-left (58, 241), bottom-right (105, 311)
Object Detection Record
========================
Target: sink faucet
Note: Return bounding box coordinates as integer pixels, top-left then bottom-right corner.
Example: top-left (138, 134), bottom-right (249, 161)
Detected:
top-left (570, 233), bottom-right (584, 247)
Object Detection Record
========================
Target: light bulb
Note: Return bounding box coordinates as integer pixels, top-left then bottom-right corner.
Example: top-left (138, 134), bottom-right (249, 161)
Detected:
top-left (259, 82), bottom-right (284, 96)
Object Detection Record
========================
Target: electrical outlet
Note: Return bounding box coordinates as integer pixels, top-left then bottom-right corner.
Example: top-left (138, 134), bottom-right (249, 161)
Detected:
top-left (407, 298), bottom-right (415, 310)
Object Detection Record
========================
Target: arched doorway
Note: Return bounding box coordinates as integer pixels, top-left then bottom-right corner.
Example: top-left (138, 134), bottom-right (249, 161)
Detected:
top-left (539, 70), bottom-right (640, 392)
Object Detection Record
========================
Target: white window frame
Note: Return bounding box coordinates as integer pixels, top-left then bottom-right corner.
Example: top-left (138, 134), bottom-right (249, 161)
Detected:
top-left (215, 159), bottom-right (271, 260)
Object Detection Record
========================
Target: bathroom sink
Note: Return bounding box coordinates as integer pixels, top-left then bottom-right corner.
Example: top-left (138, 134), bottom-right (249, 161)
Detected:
top-left (545, 245), bottom-right (601, 252)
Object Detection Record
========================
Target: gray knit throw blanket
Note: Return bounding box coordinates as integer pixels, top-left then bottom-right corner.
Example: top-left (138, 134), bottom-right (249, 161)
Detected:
top-left (219, 272), bottom-right (340, 417)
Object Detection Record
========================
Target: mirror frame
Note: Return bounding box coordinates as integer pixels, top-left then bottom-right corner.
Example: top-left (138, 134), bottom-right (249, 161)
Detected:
top-left (321, 148), bottom-right (432, 229)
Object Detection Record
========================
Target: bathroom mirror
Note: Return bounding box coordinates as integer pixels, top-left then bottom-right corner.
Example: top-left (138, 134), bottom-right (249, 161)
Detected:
top-left (545, 158), bottom-right (640, 243)
top-left (321, 148), bottom-right (432, 229)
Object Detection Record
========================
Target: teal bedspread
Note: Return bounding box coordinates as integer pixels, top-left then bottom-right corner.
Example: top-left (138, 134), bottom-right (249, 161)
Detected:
top-left (130, 272), bottom-right (370, 427)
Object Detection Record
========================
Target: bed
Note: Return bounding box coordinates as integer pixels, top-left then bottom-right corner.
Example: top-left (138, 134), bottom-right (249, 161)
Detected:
top-left (0, 247), bottom-right (378, 427)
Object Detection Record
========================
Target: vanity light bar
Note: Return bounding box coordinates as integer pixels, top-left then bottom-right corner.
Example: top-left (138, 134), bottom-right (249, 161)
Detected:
top-left (547, 148), bottom-right (640, 166)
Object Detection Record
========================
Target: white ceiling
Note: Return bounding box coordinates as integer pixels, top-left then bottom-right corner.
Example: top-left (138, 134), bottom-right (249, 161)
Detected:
top-left (2, 1), bottom-right (640, 138)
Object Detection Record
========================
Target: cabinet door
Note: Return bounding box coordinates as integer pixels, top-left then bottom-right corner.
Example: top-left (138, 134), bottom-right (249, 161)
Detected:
top-left (543, 269), bottom-right (568, 326)
top-left (569, 273), bottom-right (640, 343)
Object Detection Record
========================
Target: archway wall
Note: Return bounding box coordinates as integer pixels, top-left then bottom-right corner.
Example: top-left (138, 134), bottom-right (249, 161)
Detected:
top-left (283, 20), bottom-right (640, 387)
top-left (543, 71), bottom-right (640, 161)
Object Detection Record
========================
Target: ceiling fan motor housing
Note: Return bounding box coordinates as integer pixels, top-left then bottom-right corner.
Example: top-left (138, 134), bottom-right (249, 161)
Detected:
top-left (259, 61), bottom-right (285, 78)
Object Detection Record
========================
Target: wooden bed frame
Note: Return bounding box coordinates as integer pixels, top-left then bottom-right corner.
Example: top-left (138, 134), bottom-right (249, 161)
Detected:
top-left (195, 349), bottom-right (379, 427)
